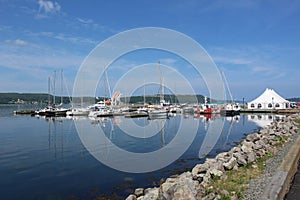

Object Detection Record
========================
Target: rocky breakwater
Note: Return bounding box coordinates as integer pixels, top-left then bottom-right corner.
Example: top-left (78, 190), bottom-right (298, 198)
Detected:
top-left (126, 114), bottom-right (300, 200)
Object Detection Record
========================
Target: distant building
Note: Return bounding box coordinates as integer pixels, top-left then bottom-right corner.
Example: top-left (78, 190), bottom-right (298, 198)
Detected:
top-left (247, 88), bottom-right (290, 109)
top-left (16, 99), bottom-right (25, 104)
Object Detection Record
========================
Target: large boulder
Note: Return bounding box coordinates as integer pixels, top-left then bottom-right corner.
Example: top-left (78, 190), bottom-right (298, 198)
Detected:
top-left (223, 157), bottom-right (237, 170)
top-left (233, 152), bottom-right (247, 166)
top-left (246, 133), bottom-right (260, 142)
top-left (126, 194), bottom-right (137, 200)
top-left (247, 151), bottom-right (256, 163)
top-left (159, 172), bottom-right (200, 200)
top-left (143, 188), bottom-right (159, 200)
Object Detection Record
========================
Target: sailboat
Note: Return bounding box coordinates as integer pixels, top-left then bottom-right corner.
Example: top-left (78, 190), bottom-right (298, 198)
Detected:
top-left (44, 70), bottom-right (69, 117)
top-left (148, 61), bottom-right (169, 120)
top-left (66, 95), bottom-right (90, 116)
top-left (35, 76), bottom-right (53, 116)
top-left (88, 66), bottom-right (114, 118)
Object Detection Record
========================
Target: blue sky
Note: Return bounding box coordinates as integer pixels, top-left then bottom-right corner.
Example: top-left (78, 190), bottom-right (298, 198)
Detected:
top-left (0, 0), bottom-right (300, 101)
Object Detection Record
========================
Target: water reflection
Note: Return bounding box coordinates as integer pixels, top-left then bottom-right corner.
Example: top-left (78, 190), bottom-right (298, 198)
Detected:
top-left (248, 114), bottom-right (285, 128)
top-left (1, 105), bottom-right (274, 199)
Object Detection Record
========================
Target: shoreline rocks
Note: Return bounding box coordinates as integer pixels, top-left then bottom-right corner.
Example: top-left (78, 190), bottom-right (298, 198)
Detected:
top-left (126, 114), bottom-right (300, 200)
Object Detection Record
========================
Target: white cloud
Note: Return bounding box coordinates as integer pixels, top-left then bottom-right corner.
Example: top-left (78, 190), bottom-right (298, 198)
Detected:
top-left (77, 18), bottom-right (94, 24)
top-left (251, 66), bottom-right (271, 72)
top-left (160, 58), bottom-right (177, 65)
top-left (213, 56), bottom-right (252, 65)
top-left (15, 39), bottom-right (28, 46)
top-left (38, 0), bottom-right (61, 14)
top-left (24, 30), bottom-right (98, 46)
top-left (4, 39), bottom-right (29, 46)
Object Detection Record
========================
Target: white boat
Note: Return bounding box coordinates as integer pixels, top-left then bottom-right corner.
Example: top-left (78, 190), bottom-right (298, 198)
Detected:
top-left (87, 101), bottom-right (107, 110)
top-left (66, 107), bottom-right (90, 116)
top-left (182, 105), bottom-right (194, 114)
top-left (88, 107), bottom-right (113, 118)
top-left (220, 103), bottom-right (241, 116)
top-left (44, 104), bottom-right (69, 117)
top-left (148, 109), bottom-right (168, 119)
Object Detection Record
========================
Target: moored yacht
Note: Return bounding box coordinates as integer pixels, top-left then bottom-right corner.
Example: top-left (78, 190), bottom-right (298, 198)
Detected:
top-left (220, 103), bottom-right (241, 116)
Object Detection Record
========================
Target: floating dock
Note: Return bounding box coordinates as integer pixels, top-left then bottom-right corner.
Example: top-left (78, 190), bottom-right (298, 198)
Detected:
top-left (14, 110), bottom-right (35, 115)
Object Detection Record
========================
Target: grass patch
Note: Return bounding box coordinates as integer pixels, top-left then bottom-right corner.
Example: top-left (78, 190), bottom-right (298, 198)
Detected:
top-left (274, 135), bottom-right (289, 146)
top-left (209, 154), bottom-right (272, 199)
top-left (293, 119), bottom-right (300, 125)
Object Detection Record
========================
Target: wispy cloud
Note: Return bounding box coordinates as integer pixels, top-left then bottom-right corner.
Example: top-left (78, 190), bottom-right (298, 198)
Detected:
top-left (23, 30), bottom-right (99, 46)
top-left (0, 39), bottom-right (83, 71)
top-left (38, 0), bottom-right (61, 14)
top-left (160, 58), bottom-right (177, 65)
top-left (53, 33), bottom-right (98, 45)
top-left (213, 56), bottom-right (252, 65)
top-left (209, 45), bottom-right (294, 82)
top-left (77, 18), bottom-right (94, 24)
top-left (251, 66), bottom-right (271, 72)
top-left (36, 0), bottom-right (62, 19)
top-left (5, 39), bottom-right (29, 46)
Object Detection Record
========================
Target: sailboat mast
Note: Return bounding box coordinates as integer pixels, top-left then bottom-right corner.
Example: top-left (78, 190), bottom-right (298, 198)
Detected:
top-left (60, 69), bottom-right (63, 104)
top-left (143, 80), bottom-right (146, 106)
top-left (103, 66), bottom-right (106, 101)
top-left (158, 61), bottom-right (163, 103)
top-left (48, 76), bottom-right (50, 106)
top-left (53, 70), bottom-right (56, 105)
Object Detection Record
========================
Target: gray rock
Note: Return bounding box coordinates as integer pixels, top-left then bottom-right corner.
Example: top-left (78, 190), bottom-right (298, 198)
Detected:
top-left (205, 158), bottom-right (217, 167)
top-left (259, 129), bottom-right (269, 135)
top-left (173, 184), bottom-right (197, 200)
top-left (202, 192), bottom-right (216, 200)
top-left (241, 144), bottom-right (252, 154)
top-left (203, 171), bottom-right (211, 183)
top-left (219, 189), bottom-right (230, 196)
top-left (192, 163), bottom-right (209, 175)
top-left (160, 172), bottom-right (200, 200)
top-left (246, 133), bottom-right (260, 142)
top-left (231, 146), bottom-right (241, 153)
top-left (160, 179), bottom-right (176, 195)
top-left (216, 152), bottom-right (230, 162)
top-left (223, 157), bottom-right (237, 170)
top-left (209, 168), bottom-right (223, 177)
top-left (233, 152), bottom-right (247, 166)
top-left (143, 188), bottom-right (159, 200)
top-left (215, 160), bottom-right (225, 171)
top-left (134, 188), bottom-right (144, 197)
top-left (231, 194), bottom-right (239, 200)
top-left (253, 142), bottom-right (262, 150)
top-left (256, 149), bottom-right (266, 157)
top-left (126, 194), bottom-right (137, 200)
top-left (247, 151), bottom-right (256, 163)
top-left (268, 129), bottom-right (275, 135)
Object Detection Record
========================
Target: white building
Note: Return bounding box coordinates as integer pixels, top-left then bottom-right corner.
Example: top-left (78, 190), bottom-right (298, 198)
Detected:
top-left (247, 88), bottom-right (290, 110)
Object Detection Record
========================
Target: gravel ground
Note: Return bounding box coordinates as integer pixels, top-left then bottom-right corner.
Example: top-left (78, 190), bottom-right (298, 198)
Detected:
top-left (242, 130), bottom-right (300, 200)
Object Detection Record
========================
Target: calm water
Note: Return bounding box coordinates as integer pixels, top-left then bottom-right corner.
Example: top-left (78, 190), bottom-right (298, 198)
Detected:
top-left (0, 104), bottom-right (282, 199)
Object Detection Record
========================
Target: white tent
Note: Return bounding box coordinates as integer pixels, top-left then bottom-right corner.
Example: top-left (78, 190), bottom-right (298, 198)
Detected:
top-left (247, 88), bottom-right (290, 109)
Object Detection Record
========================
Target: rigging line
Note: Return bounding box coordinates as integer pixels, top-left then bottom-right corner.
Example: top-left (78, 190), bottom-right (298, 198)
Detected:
top-left (222, 71), bottom-right (233, 102)
top-left (103, 66), bottom-right (112, 99)
top-left (62, 73), bottom-right (72, 104)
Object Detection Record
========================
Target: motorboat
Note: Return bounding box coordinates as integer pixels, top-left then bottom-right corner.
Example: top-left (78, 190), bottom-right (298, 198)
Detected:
top-left (220, 103), bottom-right (241, 116)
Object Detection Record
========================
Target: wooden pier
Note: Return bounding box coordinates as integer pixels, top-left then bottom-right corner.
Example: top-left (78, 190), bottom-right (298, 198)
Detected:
top-left (241, 108), bottom-right (300, 114)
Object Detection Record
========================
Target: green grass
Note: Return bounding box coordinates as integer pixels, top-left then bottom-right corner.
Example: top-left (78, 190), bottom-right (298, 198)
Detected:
top-left (209, 153), bottom-right (272, 199)
top-left (293, 119), bottom-right (300, 125)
